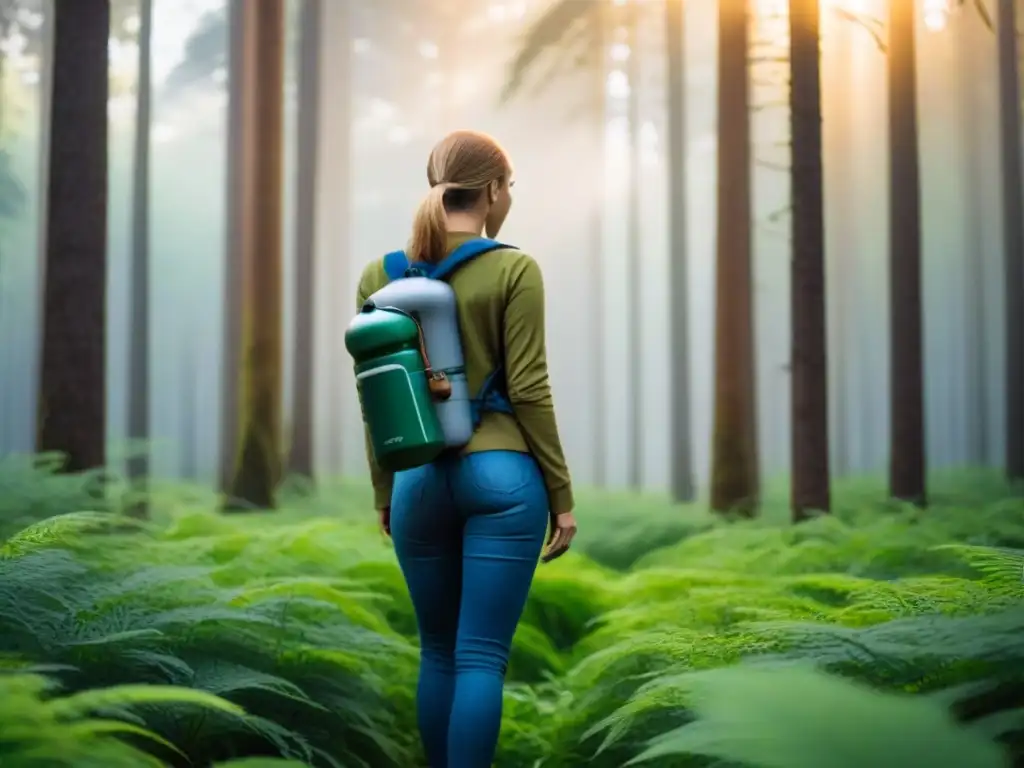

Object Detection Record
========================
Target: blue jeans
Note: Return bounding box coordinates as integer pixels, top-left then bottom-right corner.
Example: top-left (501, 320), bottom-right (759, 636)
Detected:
top-left (390, 450), bottom-right (549, 768)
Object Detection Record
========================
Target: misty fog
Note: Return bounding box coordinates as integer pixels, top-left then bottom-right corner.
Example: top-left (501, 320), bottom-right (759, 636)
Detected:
top-left (0, 0), bottom-right (1007, 493)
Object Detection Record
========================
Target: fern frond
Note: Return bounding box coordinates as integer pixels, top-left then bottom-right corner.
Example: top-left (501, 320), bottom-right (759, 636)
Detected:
top-left (0, 511), bottom-right (133, 557)
top-left (627, 665), bottom-right (1008, 767)
top-left (938, 545), bottom-right (1024, 595)
top-left (0, 673), bottom-right (203, 767)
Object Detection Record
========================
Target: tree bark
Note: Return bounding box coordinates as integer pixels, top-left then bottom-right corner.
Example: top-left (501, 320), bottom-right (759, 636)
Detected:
top-left (324, 0), bottom-right (352, 474)
top-left (224, 0), bottom-right (286, 508)
top-left (626, 3), bottom-right (643, 489)
top-left (36, 0), bottom-right (109, 472)
top-left (127, 0), bottom-right (153, 509)
top-left (590, 13), bottom-right (607, 488)
top-left (887, 0), bottom-right (926, 504)
top-left (220, 0), bottom-right (247, 496)
top-left (997, 0), bottom-right (1024, 482)
top-left (710, 0), bottom-right (759, 516)
top-left (959, 10), bottom-right (988, 467)
top-left (288, 0), bottom-right (322, 480)
top-left (666, 0), bottom-right (695, 502)
top-left (789, 0), bottom-right (830, 519)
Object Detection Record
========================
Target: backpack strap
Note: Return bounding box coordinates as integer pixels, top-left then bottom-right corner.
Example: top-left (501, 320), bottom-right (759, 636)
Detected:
top-left (470, 365), bottom-right (515, 428)
top-left (428, 237), bottom-right (513, 280)
top-left (382, 238), bottom-right (515, 283)
top-left (382, 250), bottom-right (409, 281)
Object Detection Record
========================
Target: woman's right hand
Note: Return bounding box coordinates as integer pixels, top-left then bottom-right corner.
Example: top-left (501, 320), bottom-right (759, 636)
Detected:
top-left (542, 511), bottom-right (577, 563)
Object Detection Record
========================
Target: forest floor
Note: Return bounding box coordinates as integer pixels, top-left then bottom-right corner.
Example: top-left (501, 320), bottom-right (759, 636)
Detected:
top-left (0, 456), bottom-right (1022, 768)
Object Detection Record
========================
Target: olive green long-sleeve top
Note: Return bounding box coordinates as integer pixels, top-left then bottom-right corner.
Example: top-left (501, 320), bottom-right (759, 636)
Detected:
top-left (355, 232), bottom-right (574, 516)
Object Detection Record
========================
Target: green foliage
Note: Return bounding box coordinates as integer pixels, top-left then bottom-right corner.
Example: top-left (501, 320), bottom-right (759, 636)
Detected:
top-left (626, 665), bottom-right (1008, 768)
top-left (0, 460), bottom-right (1020, 766)
top-left (0, 670), bottom-right (243, 767)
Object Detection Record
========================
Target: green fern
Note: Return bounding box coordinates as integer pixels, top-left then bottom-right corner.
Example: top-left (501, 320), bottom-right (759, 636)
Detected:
top-left (938, 545), bottom-right (1024, 596)
top-left (627, 665), bottom-right (1008, 767)
top-left (0, 672), bottom-right (244, 767)
top-left (0, 465), bottom-right (1021, 767)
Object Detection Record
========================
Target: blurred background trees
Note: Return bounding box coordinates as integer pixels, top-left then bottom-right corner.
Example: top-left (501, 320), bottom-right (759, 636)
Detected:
top-left (0, 0), bottom-right (1021, 518)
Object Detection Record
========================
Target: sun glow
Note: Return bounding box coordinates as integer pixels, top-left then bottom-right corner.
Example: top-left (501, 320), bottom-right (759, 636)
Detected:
top-left (751, 0), bottom-right (949, 30)
top-left (922, 0), bottom-right (952, 32)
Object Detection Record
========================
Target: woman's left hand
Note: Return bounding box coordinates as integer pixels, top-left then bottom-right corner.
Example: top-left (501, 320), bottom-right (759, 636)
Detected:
top-left (378, 506), bottom-right (391, 537)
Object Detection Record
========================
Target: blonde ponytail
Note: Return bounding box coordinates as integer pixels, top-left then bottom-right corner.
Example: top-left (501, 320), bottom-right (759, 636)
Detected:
top-left (407, 184), bottom-right (449, 265)
top-left (407, 130), bottom-right (513, 264)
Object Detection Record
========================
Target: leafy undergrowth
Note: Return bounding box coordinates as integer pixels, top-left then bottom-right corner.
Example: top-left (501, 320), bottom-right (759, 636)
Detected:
top-left (0, 453), bottom-right (1022, 767)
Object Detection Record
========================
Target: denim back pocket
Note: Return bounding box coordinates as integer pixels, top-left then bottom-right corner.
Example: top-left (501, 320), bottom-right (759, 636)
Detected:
top-left (463, 451), bottom-right (539, 498)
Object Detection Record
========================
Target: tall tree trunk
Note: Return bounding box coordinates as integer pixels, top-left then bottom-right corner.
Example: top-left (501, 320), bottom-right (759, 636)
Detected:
top-left (324, 0), bottom-right (352, 474)
top-left (960, 10), bottom-right (988, 466)
top-left (224, 0), bottom-right (286, 508)
top-left (220, 0), bottom-right (246, 496)
top-left (179, 321), bottom-right (198, 480)
top-left (591, 15), bottom-right (607, 488)
top-left (887, 0), bottom-right (926, 504)
top-left (827, 30), bottom-right (851, 478)
top-left (710, 0), bottom-right (759, 516)
top-left (288, 0), bottom-right (322, 480)
top-left (997, 0), bottom-right (1024, 482)
top-left (127, 0), bottom-right (153, 507)
top-left (789, 0), bottom-right (830, 520)
top-left (36, 0), bottom-right (109, 472)
top-left (666, 0), bottom-right (695, 502)
top-left (627, 3), bottom-right (643, 489)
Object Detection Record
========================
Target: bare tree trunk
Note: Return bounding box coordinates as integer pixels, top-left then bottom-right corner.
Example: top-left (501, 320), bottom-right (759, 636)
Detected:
top-left (887, 0), bottom-right (926, 505)
top-left (997, 0), bottom-right (1024, 482)
top-left (626, 4), bottom-right (643, 489)
top-left (220, 0), bottom-right (248, 495)
top-left (223, 0), bottom-right (286, 508)
top-left (179, 322), bottom-right (198, 480)
top-left (828, 41), bottom-right (851, 478)
top-left (960, 10), bottom-right (988, 466)
top-left (666, 0), bottom-right (695, 502)
top-left (288, 0), bottom-right (322, 480)
top-left (710, 0), bottom-right (759, 516)
top-left (591, 15), bottom-right (607, 488)
top-left (127, 0), bottom-right (153, 510)
top-left (322, 0), bottom-right (352, 475)
top-left (789, 0), bottom-right (830, 520)
top-left (36, 0), bottom-right (109, 472)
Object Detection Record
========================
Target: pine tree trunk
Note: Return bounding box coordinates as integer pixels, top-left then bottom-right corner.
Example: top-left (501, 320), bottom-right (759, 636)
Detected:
top-left (36, 0), bottom-right (109, 472)
top-left (626, 3), bottom-right (643, 489)
top-left (224, 0), bottom-right (285, 509)
top-left (325, 0), bottom-right (352, 474)
top-left (178, 315), bottom-right (199, 480)
top-left (887, 0), bottom-right (926, 504)
top-left (997, 0), bottom-right (1024, 482)
top-left (666, 0), bottom-right (695, 502)
top-left (710, 0), bottom-right (759, 516)
top-left (789, 0), bottom-right (830, 519)
top-left (959, 10), bottom-right (988, 466)
top-left (590, 13), bottom-right (607, 488)
top-left (288, 0), bottom-right (322, 480)
top-left (126, 0), bottom-right (153, 512)
top-left (220, 0), bottom-right (247, 497)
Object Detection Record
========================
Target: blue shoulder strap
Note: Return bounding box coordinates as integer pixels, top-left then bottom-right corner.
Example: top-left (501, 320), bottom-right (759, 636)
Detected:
top-left (383, 250), bottom-right (409, 282)
top-left (429, 238), bottom-right (512, 280)
top-left (381, 238), bottom-right (514, 283)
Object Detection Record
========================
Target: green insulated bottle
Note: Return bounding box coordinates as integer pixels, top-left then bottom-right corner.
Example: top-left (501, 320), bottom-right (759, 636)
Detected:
top-left (344, 303), bottom-right (446, 471)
